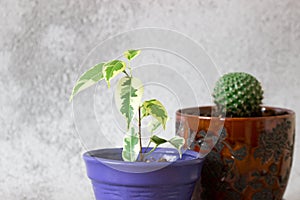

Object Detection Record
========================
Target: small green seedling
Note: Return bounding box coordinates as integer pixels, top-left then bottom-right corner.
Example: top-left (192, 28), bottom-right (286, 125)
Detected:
top-left (70, 50), bottom-right (184, 162)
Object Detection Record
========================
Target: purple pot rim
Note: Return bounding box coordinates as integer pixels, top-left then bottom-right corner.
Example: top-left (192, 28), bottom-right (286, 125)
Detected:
top-left (83, 148), bottom-right (204, 168)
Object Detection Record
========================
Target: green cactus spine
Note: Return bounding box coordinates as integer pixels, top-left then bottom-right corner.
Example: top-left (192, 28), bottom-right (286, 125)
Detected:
top-left (212, 72), bottom-right (264, 117)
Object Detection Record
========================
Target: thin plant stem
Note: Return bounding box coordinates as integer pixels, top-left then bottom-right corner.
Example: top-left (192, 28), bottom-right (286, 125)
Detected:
top-left (144, 145), bottom-right (158, 157)
top-left (128, 61), bottom-right (132, 75)
top-left (138, 106), bottom-right (143, 161)
top-left (144, 141), bottom-right (151, 154)
top-left (123, 70), bottom-right (130, 77)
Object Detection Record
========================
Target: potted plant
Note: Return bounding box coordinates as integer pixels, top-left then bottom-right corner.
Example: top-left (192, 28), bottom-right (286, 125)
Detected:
top-left (70, 49), bottom-right (205, 200)
top-left (176, 72), bottom-right (295, 200)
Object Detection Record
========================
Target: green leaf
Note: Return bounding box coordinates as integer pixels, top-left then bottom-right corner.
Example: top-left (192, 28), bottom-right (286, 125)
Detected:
top-left (168, 136), bottom-right (185, 158)
top-left (122, 128), bottom-right (139, 162)
top-left (69, 63), bottom-right (105, 101)
top-left (150, 135), bottom-right (167, 145)
top-left (124, 49), bottom-right (141, 61)
top-left (141, 99), bottom-right (168, 129)
top-left (103, 60), bottom-right (126, 87)
top-left (115, 77), bottom-right (144, 130)
top-left (144, 135), bottom-right (167, 157)
top-left (149, 135), bottom-right (185, 158)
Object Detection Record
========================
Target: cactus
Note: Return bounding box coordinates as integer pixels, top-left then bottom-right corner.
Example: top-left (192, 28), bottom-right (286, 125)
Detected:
top-left (212, 72), bottom-right (263, 117)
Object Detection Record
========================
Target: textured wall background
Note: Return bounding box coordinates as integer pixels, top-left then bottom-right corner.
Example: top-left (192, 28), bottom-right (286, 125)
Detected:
top-left (1, 0), bottom-right (300, 199)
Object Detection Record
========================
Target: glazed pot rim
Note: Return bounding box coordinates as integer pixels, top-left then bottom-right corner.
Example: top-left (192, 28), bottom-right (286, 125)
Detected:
top-left (176, 106), bottom-right (295, 121)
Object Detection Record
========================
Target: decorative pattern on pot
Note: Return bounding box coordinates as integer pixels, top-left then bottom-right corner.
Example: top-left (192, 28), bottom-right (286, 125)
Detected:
top-left (176, 106), bottom-right (295, 200)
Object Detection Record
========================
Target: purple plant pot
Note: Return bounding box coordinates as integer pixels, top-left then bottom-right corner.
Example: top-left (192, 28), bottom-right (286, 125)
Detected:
top-left (83, 148), bottom-right (204, 200)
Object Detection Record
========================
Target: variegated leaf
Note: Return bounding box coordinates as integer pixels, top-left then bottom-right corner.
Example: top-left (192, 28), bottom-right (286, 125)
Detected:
top-left (69, 63), bottom-right (105, 101)
top-left (115, 77), bottom-right (144, 129)
top-left (168, 136), bottom-right (185, 158)
top-left (124, 49), bottom-right (141, 61)
top-left (141, 99), bottom-right (168, 129)
top-left (103, 60), bottom-right (126, 87)
top-left (122, 128), bottom-right (139, 162)
top-left (147, 118), bottom-right (161, 133)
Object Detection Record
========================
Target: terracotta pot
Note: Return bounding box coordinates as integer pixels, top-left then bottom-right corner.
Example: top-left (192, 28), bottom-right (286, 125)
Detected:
top-left (176, 106), bottom-right (295, 200)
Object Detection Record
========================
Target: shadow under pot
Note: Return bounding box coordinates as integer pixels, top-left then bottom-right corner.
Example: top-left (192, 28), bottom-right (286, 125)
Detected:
top-left (176, 106), bottom-right (295, 200)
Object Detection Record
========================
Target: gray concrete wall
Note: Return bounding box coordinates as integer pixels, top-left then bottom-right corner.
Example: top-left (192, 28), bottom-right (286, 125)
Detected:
top-left (1, 0), bottom-right (300, 199)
